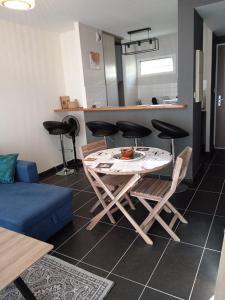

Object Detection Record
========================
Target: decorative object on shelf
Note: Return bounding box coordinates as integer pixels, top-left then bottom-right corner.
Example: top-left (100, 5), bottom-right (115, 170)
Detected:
top-left (152, 97), bottom-right (158, 105)
top-left (122, 27), bottom-right (159, 55)
top-left (60, 96), bottom-right (70, 109)
top-left (68, 99), bottom-right (80, 109)
top-left (0, 0), bottom-right (35, 10)
top-left (89, 51), bottom-right (100, 69)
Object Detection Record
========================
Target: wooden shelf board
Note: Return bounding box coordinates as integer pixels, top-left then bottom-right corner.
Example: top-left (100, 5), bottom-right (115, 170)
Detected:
top-left (54, 104), bottom-right (187, 113)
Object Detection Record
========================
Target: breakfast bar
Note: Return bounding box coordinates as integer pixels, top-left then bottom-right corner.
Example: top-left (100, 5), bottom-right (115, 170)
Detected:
top-left (54, 103), bottom-right (191, 178)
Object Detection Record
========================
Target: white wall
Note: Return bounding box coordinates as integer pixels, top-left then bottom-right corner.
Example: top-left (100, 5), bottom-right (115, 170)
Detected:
top-left (136, 33), bottom-right (178, 104)
top-left (0, 19), bottom-right (69, 172)
top-left (79, 23), bottom-right (107, 107)
top-left (59, 23), bottom-right (87, 155)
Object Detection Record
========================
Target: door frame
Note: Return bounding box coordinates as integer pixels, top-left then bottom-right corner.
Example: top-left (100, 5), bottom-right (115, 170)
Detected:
top-left (214, 43), bottom-right (225, 149)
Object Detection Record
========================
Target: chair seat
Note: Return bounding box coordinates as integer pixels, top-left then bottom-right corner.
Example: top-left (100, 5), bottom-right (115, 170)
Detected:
top-left (131, 177), bottom-right (171, 201)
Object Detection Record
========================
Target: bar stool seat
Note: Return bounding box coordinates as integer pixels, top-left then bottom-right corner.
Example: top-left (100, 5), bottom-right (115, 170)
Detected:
top-left (116, 121), bottom-right (152, 147)
top-left (152, 120), bottom-right (189, 140)
top-left (86, 121), bottom-right (119, 146)
top-left (43, 121), bottom-right (69, 135)
top-left (43, 121), bottom-right (74, 176)
top-left (86, 121), bottom-right (118, 137)
top-left (152, 119), bottom-right (189, 193)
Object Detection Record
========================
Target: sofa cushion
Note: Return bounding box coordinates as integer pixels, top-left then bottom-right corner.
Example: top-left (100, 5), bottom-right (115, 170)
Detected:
top-left (0, 182), bottom-right (73, 233)
top-left (0, 154), bottom-right (18, 184)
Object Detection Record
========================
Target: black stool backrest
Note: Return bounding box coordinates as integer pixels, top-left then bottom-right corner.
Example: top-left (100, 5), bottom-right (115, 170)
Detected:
top-left (152, 119), bottom-right (189, 138)
top-left (86, 121), bottom-right (118, 135)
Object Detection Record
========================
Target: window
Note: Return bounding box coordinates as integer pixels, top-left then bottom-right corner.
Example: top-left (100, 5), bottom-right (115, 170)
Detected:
top-left (140, 57), bottom-right (174, 76)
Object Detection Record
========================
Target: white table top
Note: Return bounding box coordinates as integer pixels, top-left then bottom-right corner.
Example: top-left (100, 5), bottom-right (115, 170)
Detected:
top-left (83, 147), bottom-right (172, 175)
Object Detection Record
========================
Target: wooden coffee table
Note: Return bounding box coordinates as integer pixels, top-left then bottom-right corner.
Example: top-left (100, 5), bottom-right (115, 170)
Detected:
top-left (0, 227), bottom-right (53, 299)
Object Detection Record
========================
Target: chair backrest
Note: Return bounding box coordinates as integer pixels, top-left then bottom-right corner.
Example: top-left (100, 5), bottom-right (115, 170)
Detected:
top-left (80, 139), bottom-right (107, 159)
top-left (170, 147), bottom-right (192, 192)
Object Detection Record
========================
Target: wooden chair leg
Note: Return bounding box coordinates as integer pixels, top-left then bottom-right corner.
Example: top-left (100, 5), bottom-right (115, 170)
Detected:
top-left (125, 193), bottom-right (136, 210)
top-left (166, 201), bottom-right (188, 224)
top-left (89, 201), bottom-right (101, 213)
top-left (87, 173), bottom-right (141, 231)
top-left (164, 206), bottom-right (172, 214)
top-left (115, 201), bottom-right (153, 245)
top-left (137, 197), bottom-right (180, 242)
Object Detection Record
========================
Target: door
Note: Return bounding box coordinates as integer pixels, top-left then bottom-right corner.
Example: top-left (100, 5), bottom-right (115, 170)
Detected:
top-left (215, 44), bottom-right (225, 148)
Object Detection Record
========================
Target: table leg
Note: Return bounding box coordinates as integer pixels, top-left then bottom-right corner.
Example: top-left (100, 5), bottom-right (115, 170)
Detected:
top-left (14, 277), bottom-right (36, 300)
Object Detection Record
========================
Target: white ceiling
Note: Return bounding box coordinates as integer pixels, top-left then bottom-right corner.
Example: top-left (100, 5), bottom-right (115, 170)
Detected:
top-left (197, 1), bottom-right (225, 36)
top-left (0, 0), bottom-right (178, 37)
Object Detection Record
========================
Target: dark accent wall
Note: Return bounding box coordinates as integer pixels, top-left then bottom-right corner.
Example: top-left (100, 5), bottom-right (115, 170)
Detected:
top-left (210, 33), bottom-right (217, 151)
top-left (178, 0), bottom-right (224, 178)
top-left (216, 35), bottom-right (225, 44)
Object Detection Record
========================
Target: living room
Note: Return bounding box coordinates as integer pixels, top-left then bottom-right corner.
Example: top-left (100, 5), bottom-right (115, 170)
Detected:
top-left (1, 0), bottom-right (225, 299)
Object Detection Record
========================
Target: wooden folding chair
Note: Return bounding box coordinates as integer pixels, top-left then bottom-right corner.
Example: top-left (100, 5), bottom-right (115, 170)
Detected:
top-left (130, 147), bottom-right (192, 242)
top-left (80, 140), bottom-right (135, 224)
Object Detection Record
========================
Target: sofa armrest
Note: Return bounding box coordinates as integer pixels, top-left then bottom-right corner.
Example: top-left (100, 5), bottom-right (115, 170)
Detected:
top-left (15, 160), bottom-right (39, 183)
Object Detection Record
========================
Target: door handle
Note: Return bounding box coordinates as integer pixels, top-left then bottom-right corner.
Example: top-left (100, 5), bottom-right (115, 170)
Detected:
top-left (218, 95), bottom-right (224, 107)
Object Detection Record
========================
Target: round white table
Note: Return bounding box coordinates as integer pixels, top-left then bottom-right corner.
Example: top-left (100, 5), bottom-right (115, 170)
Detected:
top-left (84, 147), bottom-right (172, 245)
top-left (84, 147), bottom-right (172, 175)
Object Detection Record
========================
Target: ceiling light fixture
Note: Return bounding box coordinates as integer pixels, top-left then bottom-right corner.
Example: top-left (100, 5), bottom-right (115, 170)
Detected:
top-left (122, 27), bottom-right (159, 55)
top-left (0, 0), bottom-right (35, 10)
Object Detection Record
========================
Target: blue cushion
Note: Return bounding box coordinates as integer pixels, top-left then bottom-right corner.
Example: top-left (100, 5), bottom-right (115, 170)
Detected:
top-left (0, 182), bottom-right (73, 239)
top-left (0, 154), bottom-right (18, 184)
top-left (15, 160), bottom-right (39, 183)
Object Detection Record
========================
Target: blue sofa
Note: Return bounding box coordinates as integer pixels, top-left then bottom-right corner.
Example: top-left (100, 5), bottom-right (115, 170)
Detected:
top-left (0, 160), bottom-right (73, 241)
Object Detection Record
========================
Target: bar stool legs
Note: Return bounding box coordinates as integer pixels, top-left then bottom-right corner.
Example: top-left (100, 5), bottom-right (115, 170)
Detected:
top-left (57, 135), bottom-right (74, 176)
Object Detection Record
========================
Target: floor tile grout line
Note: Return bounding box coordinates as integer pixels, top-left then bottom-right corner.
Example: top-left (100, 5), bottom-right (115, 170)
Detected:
top-left (137, 152), bottom-right (217, 300)
top-left (105, 235), bottom-right (139, 279)
top-left (53, 250), bottom-right (184, 300)
top-left (73, 214), bottom-right (217, 251)
top-left (146, 286), bottom-right (185, 300)
top-left (42, 174), bottom-right (85, 187)
top-left (75, 213), bottom-right (127, 266)
top-left (188, 179), bottom-right (225, 300)
top-left (52, 219), bottom-right (91, 253)
top-left (137, 239), bottom-right (171, 300)
top-left (73, 193), bottom-right (97, 214)
top-left (205, 247), bottom-right (221, 253)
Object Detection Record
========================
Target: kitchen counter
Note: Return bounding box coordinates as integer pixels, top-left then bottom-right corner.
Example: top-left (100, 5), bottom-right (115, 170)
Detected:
top-left (54, 104), bottom-right (187, 112)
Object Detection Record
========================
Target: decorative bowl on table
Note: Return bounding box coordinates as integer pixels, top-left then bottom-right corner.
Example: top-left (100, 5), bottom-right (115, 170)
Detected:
top-left (113, 147), bottom-right (145, 162)
top-left (121, 148), bottom-right (135, 159)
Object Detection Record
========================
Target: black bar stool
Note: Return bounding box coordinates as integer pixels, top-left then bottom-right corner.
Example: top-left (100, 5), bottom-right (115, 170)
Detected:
top-left (151, 119), bottom-right (189, 166)
top-left (116, 121), bottom-right (152, 147)
top-left (63, 116), bottom-right (80, 172)
top-left (43, 121), bottom-right (74, 176)
top-left (86, 121), bottom-right (119, 145)
top-left (152, 119), bottom-right (189, 193)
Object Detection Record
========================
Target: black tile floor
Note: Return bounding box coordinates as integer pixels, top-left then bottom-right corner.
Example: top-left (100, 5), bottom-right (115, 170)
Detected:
top-left (41, 150), bottom-right (225, 300)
